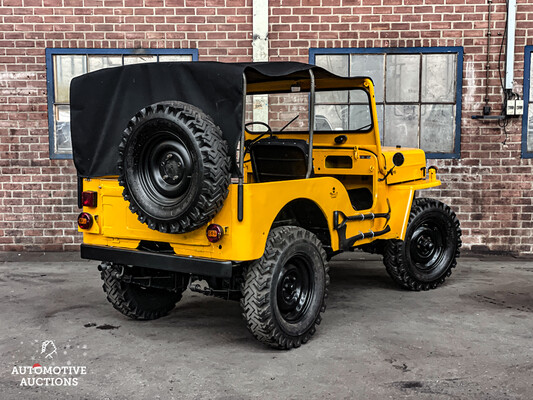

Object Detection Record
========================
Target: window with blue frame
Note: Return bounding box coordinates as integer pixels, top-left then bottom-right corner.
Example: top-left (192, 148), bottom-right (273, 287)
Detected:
top-left (45, 48), bottom-right (199, 159)
top-left (522, 45), bottom-right (533, 158)
top-left (309, 47), bottom-right (463, 159)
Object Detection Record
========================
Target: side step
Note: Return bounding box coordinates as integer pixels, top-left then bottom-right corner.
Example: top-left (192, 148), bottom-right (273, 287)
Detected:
top-left (333, 200), bottom-right (391, 250)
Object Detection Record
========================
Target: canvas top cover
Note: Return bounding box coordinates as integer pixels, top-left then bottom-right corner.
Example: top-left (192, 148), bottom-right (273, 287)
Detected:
top-left (70, 61), bottom-right (366, 177)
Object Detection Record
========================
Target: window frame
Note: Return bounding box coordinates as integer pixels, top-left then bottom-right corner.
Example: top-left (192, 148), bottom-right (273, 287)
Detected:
top-left (45, 48), bottom-right (199, 160)
top-left (309, 47), bottom-right (464, 159)
top-left (522, 45), bottom-right (533, 159)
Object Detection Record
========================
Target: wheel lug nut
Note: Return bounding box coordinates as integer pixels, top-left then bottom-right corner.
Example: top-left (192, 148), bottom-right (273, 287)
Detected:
top-left (163, 174), bottom-right (169, 180)
top-left (173, 175), bottom-right (179, 180)
top-left (166, 154), bottom-right (172, 160)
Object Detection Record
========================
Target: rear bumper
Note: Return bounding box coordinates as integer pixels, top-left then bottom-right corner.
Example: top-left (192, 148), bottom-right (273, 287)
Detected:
top-left (81, 244), bottom-right (233, 278)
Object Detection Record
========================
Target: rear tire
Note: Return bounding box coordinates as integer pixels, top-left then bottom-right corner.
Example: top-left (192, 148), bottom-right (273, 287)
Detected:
top-left (384, 198), bottom-right (461, 291)
top-left (101, 264), bottom-right (187, 320)
top-left (241, 226), bottom-right (329, 349)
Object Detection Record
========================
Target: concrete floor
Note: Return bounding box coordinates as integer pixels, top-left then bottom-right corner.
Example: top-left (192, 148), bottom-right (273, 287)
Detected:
top-left (0, 253), bottom-right (532, 400)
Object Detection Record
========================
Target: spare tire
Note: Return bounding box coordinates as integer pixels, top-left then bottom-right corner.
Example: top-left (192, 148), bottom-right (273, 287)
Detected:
top-left (118, 101), bottom-right (231, 233)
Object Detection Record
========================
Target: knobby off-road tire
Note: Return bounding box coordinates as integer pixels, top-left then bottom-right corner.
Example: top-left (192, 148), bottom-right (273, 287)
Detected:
top-left (241, 226), bottom-right (329, 349)
top-left (101, 264), bottom-right (186, 320)
top-left (384, 198), bottom-right (462, 291)
top-left (118, 101), bottom-right (231, 234)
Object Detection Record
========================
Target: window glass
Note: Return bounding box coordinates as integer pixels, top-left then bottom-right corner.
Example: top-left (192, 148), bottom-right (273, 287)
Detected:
top-left (315, 54), bottom-right (349, 77)
top-left (422, 54), bottom-right (456, 102)
top-left (384, 105), bottom-right (419, 148)
top-left (88, 55), bottom-right (122, 72)
top-left (350, 54), bottom-right (385, 102)
top-left (386, 54), bottom-right (420, 103)
top-left (528, 53), bottom-right (533, 153)
top-left (159, 55), bottom-right (194, 62)
top-left (261, 93), bottom-right (309, 132)
top-left (349, 105), bottom-right (372, 130)
top-left (315, 55), bottom-right (349, 104)
top-left (123, 55), bottom-right (157, 64)
top-left (315, 89), bottom-right (372, 132)
top-left (420, 104), bottom-right (455, 152)
top-left (54, 55), bottom-right (86, 103)
top-left (315, 48), bottom-right (461, 156)
top-left (528, 106), bottom-right (533, 153)
top-left (47, 50), bottom-right (196, 158)
top-left (315, 105), bottom-right (348, 131)
top-left (54, 105), bottom-right (71, 153)
top-left (316, 89), bottom-right (348, 104)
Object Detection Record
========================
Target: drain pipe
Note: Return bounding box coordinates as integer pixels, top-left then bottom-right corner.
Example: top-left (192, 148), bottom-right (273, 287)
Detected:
top-left (504, 0), bottom-right (517, 90)
top-left (483, 0), bottom-right (492, 115)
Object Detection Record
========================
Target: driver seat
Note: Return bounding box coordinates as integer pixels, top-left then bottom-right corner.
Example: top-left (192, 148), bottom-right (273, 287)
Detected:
top-left (249, 138), bottom-right (309, 182)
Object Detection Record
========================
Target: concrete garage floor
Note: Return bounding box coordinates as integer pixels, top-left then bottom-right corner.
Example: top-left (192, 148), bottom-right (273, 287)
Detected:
top-left (0, 253), bottom-right (532, 400)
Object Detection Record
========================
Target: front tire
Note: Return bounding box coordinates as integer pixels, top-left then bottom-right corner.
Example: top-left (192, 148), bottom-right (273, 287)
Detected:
top-left (384, 198), bottom-right (461, 291)
top-left (241, 226), bottom-right (329, 349)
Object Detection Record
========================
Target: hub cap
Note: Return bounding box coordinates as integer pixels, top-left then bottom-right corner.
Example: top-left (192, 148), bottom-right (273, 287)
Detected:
top-left (409, 223), bottom-right (445, 272)
top-left (276, 255), bottom-right (314, 323)
top-left (137, 132), bottom-right (194, 206)
top-left (159, 152), bottom-right (186, 185)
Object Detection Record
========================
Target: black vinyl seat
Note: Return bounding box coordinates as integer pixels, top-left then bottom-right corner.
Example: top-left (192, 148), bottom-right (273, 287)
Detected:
top-left (249, 138), bottom-right (309, 183)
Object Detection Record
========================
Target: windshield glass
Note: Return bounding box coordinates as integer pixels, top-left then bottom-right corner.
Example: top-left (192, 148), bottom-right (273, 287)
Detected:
top-left (245, 88), bottom-right (372, 133)
top-left (314, 88), bottom-right (372, 132)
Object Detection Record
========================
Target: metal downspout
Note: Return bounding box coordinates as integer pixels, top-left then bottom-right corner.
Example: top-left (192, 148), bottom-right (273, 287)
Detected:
top-left (504, 0), bottom-right (517, 90)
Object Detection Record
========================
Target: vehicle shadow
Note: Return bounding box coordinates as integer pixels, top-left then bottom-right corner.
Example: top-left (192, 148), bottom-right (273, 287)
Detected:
top-left (134, 260), bottom-right (399, 350)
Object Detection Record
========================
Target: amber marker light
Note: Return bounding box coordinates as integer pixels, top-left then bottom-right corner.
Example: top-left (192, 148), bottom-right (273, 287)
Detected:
top-left (206, 224), bottom-right (224, 243)
top-left (78, 212), bottom-right (93, 230)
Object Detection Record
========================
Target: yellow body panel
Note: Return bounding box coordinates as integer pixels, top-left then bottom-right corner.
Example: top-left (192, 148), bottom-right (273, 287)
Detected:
top-left (80, 76), bottom-right (441, 264)
top-left (81, 171), bottom-right (440, 262)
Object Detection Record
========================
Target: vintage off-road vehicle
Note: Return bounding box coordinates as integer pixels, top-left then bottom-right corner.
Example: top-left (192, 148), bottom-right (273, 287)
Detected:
top-left (71, 61), bottom-right (461, 349)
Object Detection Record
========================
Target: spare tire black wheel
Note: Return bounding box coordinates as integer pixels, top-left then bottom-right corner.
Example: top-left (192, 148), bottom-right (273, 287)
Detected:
top-left (118, 101), bottom-right (231, 233)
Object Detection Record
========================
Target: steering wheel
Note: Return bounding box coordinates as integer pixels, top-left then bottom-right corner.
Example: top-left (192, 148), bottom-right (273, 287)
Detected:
top-left (245, 121), bottom-right (273, 136)
top-left (244, 122), bottom-right (274, 157)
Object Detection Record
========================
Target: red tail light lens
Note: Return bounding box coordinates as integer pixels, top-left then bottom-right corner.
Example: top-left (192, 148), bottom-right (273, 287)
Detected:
top-left (206, 224), bottom-right (224, 243)
top-left (82, 191), bottom-right (97, 207)
top-left (78, 212), bottom-right (93, 230)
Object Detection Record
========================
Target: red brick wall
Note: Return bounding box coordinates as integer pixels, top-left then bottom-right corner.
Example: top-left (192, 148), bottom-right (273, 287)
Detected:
top-left (1, 0), bottom-right (532, 255)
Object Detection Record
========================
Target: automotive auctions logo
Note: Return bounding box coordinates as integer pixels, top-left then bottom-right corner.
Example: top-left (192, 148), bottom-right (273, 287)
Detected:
top-left (11, 340), bottom-right (88, 387)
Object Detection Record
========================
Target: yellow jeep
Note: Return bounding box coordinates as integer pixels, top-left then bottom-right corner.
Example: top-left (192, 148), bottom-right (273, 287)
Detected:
top-left (71, 61), bottom-right (461, 349)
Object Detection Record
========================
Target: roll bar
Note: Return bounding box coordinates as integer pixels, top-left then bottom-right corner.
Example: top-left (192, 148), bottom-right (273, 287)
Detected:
top-left (237, 69), bottom-right (316, 221)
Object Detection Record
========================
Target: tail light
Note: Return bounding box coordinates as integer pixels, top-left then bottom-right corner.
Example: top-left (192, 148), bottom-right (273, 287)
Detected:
top-left (78, 212), bottom-right (93, 230)
top-left (81, 191), bottom-right (97, 207)
top-left (206, 224), bottom-right (224, 243)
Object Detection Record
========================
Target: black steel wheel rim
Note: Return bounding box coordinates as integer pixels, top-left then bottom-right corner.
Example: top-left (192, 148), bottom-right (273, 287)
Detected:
top-left (276, 254), bottom-right (315, 323)
top-left (409, 220), bottom-right (446, 272)
top-left (136, 130), bottom-right (194, 207)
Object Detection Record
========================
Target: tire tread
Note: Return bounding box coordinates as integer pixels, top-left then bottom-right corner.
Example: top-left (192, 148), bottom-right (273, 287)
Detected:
top-left (240, 226), bottom-right (329, 349)
top-left (383, 198), bottom-right (462, 291)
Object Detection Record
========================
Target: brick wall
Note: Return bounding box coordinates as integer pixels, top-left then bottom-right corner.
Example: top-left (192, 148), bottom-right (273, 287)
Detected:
top-left (1, 0), bottom-right (532, 255)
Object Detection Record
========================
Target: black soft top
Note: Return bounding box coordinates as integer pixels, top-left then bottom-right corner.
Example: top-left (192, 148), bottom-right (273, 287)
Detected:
top-left (70, 61), bottom-right (363, 177)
